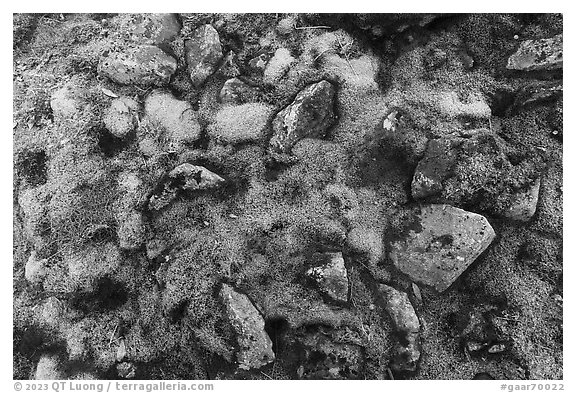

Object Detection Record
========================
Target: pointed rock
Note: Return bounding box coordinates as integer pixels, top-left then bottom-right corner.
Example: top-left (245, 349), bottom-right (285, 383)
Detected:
top-left (507, 34), bottom-right (562, 72)
top-left (306, 252), bottom-right (349, 303)
top-left (389, 204), bottom-right (496, 292)
top-left (220, 284), bottom-right (275, 370)
top-left (186, 24), bottom-right (223, 87)
top-left (270, 80), bottom-right (337, 154)
top-left (148, 164), bottom-right (225, 211)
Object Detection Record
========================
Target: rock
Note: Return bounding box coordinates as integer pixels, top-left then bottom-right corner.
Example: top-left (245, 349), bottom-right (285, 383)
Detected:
top-left (507, 34), bottom-right (563, 72)
top-left (512, 81), bottom-right (562, 112)
top-left (34, 354), bottom-right (65, 380)
top-left (503, 179), bottom-right (540, 222)
top-left (117, 362), bottom-right (136, 379)
top-left (209, 103), bottom-right (274, 144)
top-left (306, 252), bottom-right (349, 303)
top-left (185, 24), bottom-right (223, 87)
top-left (116, 338), bottom-right (127, 362)
top-left (270, 80), bottom-right (337, 154)
top-left (391, 332), bottom-right (421, 374)
top-left (220, 284), bottom-right (275, 370)
top-left (378, 285), bottom-right (420, 333)
top-left (487, 342), bottom-right (508, 354)
top-left (115, 172), bottom-right (146, 250)
top-left (25, 251), bottom-right (48, 284)
top-left (263, 47), bottom-right (295, 84)
top-left (219, 77), bottom-right (253, 104)
top-left (389, 204), bottom-right (496, 292)
top-left (117, 211), bottom-right (146, 250)
top-left (103, 97), bottom-right (140, 138)
top-left (98, 45), bottom-right (177, 87)
top-left (466, 340), bottom-right (487, 353)
top-left (296, 327), bottom-right (364, 379)
top-left (218, 51), bottom-right (241, 78)
top-left (144, 90), bottom-right (201, 145)
top-left (114, 13), bottom-right (181, 46)
top-left (248, 53), bottom-right (270, 72)
top-left (148, 164), bottom-right (225, 211)
top-left (277, 16), bottom-right (296, 35)
top-left (50, 84), bottom-right (85, 120)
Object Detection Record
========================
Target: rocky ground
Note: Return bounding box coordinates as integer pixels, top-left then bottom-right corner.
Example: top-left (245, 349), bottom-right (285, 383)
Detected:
top-left (13, 13), bottom-right (563, 380)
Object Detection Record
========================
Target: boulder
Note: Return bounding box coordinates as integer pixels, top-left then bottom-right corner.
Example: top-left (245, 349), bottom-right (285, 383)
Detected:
top-left (507, 34), bottom-right (563, 72)
top-left (103, 97), bottom-right (140, 138)
top-left (270, 80), bottom-right (337, 154)
top-left (220, 284), bottom-right (275, 370)
top-left (306, 252), bottom-right (349, 303)
top-left (389, 204), bottom-right (496, 292)
top-left (185, 24), bottom-right (223, 87)
top-left (98, 45), bottom-right (177, 87)
top-left (148, 164), bottom-right (225, 211)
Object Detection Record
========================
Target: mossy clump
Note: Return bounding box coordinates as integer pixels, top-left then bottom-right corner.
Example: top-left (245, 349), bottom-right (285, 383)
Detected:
top-left (208, 103), bottom-right (274, 144)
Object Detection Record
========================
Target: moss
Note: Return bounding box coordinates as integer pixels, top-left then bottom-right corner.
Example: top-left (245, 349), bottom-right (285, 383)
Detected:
top-left (208, 103), bottom-right (274, 144)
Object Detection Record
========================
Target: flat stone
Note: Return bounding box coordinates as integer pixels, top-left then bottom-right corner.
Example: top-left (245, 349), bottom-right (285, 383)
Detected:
top-left (270, 80), bottom-right (337, 154)
top-left (98, 45), bottom-right (177, 87)
top-left (220, 284), bottom-right (275, 370)
top-left (103, 97), bottom-right (140, 138)
top-left (503, 179), bottom-right (540, 222)
top-left (144, 90), bottom-right (201, 145)
top-left (306, 252), bottom-right (349, 303)
top-left (148, 164), bottom-right (225, 211)
top-left (507, 34), bottom-right (563, 72)
top-left (389, 204), bottom-right (496, 292)
top-left (185, 24), bottom-right (223, 88)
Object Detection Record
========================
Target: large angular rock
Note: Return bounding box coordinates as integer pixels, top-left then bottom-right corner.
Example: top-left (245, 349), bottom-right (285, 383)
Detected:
top-left (144, 90), bottom-right (202, 145)
top-left (389, 204), bottom-right (496, 292)
top-left (306, 252), bottom-right (349, 303)
top-left (148, 164), bottom-right (225, 211)
top-left (507, 34), bottom-right (563, 72)
top-left (220, 284), bottom-right (275, 370)
top-left (270, 80), bottom-right (337, 154)
top-left (98, 45), bottom-right (177, 87)
top-left (185, 24), bottom-right (223, 88)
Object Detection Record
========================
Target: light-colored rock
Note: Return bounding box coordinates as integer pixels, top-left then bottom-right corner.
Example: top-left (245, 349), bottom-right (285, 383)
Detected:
top-left (220, 284), bottom-right (275, 370)
top-left (390, 204), bottom-right (496, 292)
top-left (507, 34), bottom-right (563, 72)
top-left (50, 84), bottom-right (85, 120)
top-left (270, 80), bottom-right (337, 154)
top-left (219, 77), bottom-right (252, 104)
top-left (277, 16), bottom-right (296, 35)
top-left (114, 13), bottom-right (181, 46)
top-left (103, 97), bottom-right (140, 138)
top-left (378, 284), bottom-right (420, 333)
top-left (34, 354), bottom-right (65, 380)
top-left (148, 164), bottom-right (225, 211)
top-left (117, 211), bottom-right (145, 250)
top-left (248, 53), bottom-right (269, 72)
top-left (25, 251), bottom-right (48, 284)
top-left (144, 90), bottom-right (201, 145)
top-left (98, 45), bottom-right (177, 87)
top-left (186, 24), bottom-right (223, 87)
top-left (306, 252), bottom-right (349, 303)
top-left (263, 47), bottom-right (295, 84)
top-left (503, 179), bottom-right (540, 222)
top-left (209, 103), bottom-right (274, 144)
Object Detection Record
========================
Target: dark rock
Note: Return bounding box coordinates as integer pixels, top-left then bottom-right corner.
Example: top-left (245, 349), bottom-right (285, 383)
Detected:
top-left (220, 284), bottom-right (275, 370)
top-left (511, 81), bottom-right (562, 112)
top-left (103, 97), bottom-right (140, 138)
top-left (148, 164), bottom-right (225, 211)
top-left (306, 252), bottom-right (349, 303)
top-left (389, 204), bottom-right (496, 292)
top-left (270, 80), bottom-right (337, 154)
top-left (98, 45), bottom-right (177, 87)
top-left (507, 34), bottom-right (563, 72)
top-left (391, 332), bottom-right (421, 373)
top-left (185, 24), bottom-right (223, 88)
top-left (248, 53), bottom-right (270, 73)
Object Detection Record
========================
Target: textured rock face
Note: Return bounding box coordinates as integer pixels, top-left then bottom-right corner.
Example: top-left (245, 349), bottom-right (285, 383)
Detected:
top-left (507, 34), bottom-right (563, 71)
top-left (185, 24), bottom-right (223, 87)
top-left (503, 179), bottom-right (540, 222)
top-left (114, 13), bottom-right (181, 46)
top-left (270, 80), bottom-right (337, 154)
top-left (306, 252), bottom-right (349, 303)
top-left (220, 284), bottom-right (275, 370)
top-left (103, 97), bottom-right (140, 138)
top-left (378, 285), bottom-right (421, 373)
top-left (390, 204), bottom-right (496, 292)
top-left (98, 45), bottom-right (177, 87)
top-left (144, 90), bottom-right (202, 145)
top-left (148, 164), bottom-right (225, 211)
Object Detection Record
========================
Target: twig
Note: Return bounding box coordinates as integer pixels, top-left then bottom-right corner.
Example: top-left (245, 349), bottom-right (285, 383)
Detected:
top-left (336, 36), bottom-right (358, 78)
top-left (313, 48), bottom-right (332, 62)
top-left (108, 322), bottom-right (119, 348)
top-left (295, 25), bottom-right (332, 30)
top-left (260, 371), bottom-right (273, 380)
